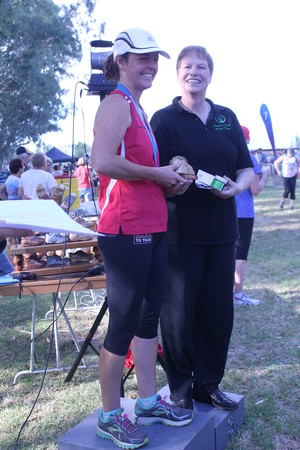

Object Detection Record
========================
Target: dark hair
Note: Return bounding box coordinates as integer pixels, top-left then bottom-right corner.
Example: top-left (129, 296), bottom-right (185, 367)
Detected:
top-left (9, 158), bottom-right (23, 174)
top-left (104, 53), bottom-right (130, 81)
top-left (176, 46), bottom-right (214, 74)
top-left (286, 148), bottom-right (295, 156)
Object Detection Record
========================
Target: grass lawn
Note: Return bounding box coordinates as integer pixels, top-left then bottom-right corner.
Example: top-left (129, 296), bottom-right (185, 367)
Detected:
top-left (0, 185), bottom-right (299, 449)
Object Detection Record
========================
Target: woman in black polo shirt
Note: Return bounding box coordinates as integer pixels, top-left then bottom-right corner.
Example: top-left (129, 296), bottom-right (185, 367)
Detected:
top-left (151, 45), bottom-right (254, 411)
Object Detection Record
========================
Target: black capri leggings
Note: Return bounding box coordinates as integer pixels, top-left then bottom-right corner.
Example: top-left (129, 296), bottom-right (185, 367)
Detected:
top-left (97, 232), bottom-right (168, 356)
top-left (282, 175), bottom-right (297, 200)
top-left (236, 218), bottom-right (254, 260)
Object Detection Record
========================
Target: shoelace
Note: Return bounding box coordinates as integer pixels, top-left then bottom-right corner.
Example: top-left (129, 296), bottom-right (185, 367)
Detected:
top-left (116, 414), bottom-right (136, 432)
top-left (156, 398), bottom-right (179, 412)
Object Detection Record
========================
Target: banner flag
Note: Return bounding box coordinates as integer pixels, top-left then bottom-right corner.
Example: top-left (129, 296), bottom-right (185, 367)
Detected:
top-left (260, 104), bottom-right (277, 159)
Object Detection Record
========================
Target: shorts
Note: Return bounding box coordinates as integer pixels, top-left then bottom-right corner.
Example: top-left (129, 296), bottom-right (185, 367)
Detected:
top-left (98, 232), bottom-right (168, 356)
top-left (235, 217), bottom-right (254, 260)
top-left (79, 187), bottom-right (92, 201)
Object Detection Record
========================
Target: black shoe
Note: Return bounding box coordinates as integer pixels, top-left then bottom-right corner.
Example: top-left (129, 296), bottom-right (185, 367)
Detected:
top-left (173, 398), bottom-right (194, 410)
top-left (193, 388), bottom-right (238, 411)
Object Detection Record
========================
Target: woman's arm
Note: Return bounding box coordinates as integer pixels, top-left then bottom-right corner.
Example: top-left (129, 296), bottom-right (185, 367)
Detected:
top-left (18, 185), bottom-right (24, 199)
top-left (91, 95), bottom-right (190, 190)
top-left (250, 167), bottom-right (270, 196)
top-left (274, 154), bottom-right (284, 175)
top-left (0, 183), bottom-right (7, 200)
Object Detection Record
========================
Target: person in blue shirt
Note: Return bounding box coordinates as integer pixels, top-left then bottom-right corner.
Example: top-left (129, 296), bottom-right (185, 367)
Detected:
top-left (5, 158), bottom-right (24, 200)
top-left (234, 126), bottom-right (270, 306)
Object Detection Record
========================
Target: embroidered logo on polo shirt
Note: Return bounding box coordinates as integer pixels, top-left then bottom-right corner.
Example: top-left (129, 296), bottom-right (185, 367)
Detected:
top-left (214, 114), bottom-right (231, 131)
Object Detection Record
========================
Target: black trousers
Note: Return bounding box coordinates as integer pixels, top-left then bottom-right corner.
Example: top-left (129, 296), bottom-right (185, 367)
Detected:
top-left (160, 241), bottom-right (235, 402)
top-left (282, 175), bottom-right (297, 200)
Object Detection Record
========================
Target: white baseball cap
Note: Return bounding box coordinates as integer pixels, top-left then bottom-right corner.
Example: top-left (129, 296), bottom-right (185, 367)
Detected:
top-left (113, 28), bottom-right (170, 60)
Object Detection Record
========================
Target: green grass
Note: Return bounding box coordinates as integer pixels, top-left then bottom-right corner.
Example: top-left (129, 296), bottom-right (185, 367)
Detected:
top-left (0, 186), bottom-right (300, 449)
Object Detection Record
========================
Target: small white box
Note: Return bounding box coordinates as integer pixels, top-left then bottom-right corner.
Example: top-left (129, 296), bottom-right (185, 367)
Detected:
top-left (195, 169), bottom-right (227, 192)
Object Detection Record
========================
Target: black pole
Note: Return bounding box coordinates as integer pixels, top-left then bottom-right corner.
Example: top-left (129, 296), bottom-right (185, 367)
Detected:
top-left (65, 297), bottom-right (108, 382)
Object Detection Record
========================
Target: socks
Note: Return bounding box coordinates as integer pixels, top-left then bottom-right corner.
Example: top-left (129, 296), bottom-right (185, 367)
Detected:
top-left (102, 407), bottom-right (122, 421)
top-left (234, 292), bottom-right (243, 300)
top-left (101, 394), bottom-right (158, 420)
top-left (137, 393), bottom-right (158, 409)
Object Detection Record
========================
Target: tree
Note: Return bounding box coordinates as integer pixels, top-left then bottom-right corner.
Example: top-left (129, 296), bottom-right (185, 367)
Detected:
top-left (73, 142), bottom-right (92, 160)
top-left (0, 0), bottom-right (96, 161)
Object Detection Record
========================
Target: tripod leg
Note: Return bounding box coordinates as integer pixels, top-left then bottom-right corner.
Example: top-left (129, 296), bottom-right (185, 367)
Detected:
top-left (64, 297), bottom-right (108, 382)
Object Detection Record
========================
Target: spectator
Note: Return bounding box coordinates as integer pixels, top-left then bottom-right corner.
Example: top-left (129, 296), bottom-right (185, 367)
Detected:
top-left (16, 146), bottom-right (32, 171)
top-left (256, 148), bottom-right (267, 165)
top-left (18, 152), bottom-right (57, 199)
top-left (234, 126), bottom-right (271, 306)
top-left (73, 157), bottom-right (92, 202)
top-left (4, 158), bottom-right (24, 200)
top-left (52, 164), bottom-right (63, 177)
top-left (274, 148), bottom-right (299, 210)
top-left (45, 157), bottom-right (53, 173)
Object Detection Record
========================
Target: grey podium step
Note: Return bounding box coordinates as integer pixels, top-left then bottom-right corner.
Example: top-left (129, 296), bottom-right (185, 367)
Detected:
top-left (58, 386), bottom-right (244, 450)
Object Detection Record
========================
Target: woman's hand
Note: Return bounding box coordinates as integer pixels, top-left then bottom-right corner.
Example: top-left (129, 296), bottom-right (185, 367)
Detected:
top-left (211, 168), bottom-right (254, 199)
top-left (211, 176), bottom-right (239, 199)
top-left (153, 162), bottom-right (194, 193)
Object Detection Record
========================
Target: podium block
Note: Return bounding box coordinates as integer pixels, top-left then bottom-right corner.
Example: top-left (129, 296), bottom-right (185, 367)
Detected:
top-left (58, 385), bottom-right (244, 450)
top-left (58, 395), bottom-right (214, 450)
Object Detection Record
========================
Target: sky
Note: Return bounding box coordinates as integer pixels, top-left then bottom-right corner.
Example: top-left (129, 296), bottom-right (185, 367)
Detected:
top-left (42, 0), bottom-right (300, 153)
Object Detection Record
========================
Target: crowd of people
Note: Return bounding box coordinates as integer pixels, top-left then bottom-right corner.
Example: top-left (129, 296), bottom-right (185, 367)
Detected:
top-left (0, 149), bottom-right (97, 279)
top-left (1, 26), bottom-right (300, 450)
top-left (0, 148), bottom-right (96, 203)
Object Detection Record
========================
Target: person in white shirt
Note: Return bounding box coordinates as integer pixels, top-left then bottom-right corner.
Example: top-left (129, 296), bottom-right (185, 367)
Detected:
top-left (18, 152), bottom-right (57, 199)
top-left (52, 164), bottom-right (64, 177)
top-left (274, 148), bottom-right (299, 210)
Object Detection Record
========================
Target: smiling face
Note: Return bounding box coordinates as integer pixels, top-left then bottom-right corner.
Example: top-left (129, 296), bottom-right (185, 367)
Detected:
top-left (117, 52), bottom-right (159, 97)
top-left (177, 50), bottom-right (212, 96)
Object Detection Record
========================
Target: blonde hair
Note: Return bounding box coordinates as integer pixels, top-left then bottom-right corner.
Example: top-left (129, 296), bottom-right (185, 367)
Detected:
top-left (77, 157), bottom-right (86, 166)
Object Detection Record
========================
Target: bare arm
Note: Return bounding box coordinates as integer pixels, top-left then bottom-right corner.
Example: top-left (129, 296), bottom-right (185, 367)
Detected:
top-left (274, 155), bottom-right (284, 176)
top-left (0, 223), bottom-right (34, 238)
top-left (18, 185), bottom-right (24, 199)
top-left (250, 167), bottom-right (270, 196)
top-left (91, 95), bottom-right (189, 190)
top-left (0, 183), bottom-right (7, 200)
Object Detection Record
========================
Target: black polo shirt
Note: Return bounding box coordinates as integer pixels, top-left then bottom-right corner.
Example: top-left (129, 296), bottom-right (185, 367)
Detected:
top-left (151, 97), bottom-right (253, 245)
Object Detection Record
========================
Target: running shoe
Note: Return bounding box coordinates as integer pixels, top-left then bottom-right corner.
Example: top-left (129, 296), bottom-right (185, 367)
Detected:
top-left (135, 395), bottom-right (193, 427)
top-left (97, 407), bottom-right (149, 449)
top-left (46, 254), bottom-right (69, 267)
top-left (45, 233), bottom-right (68, 244)
top-left (234, 292), bottom-right (260, 306)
